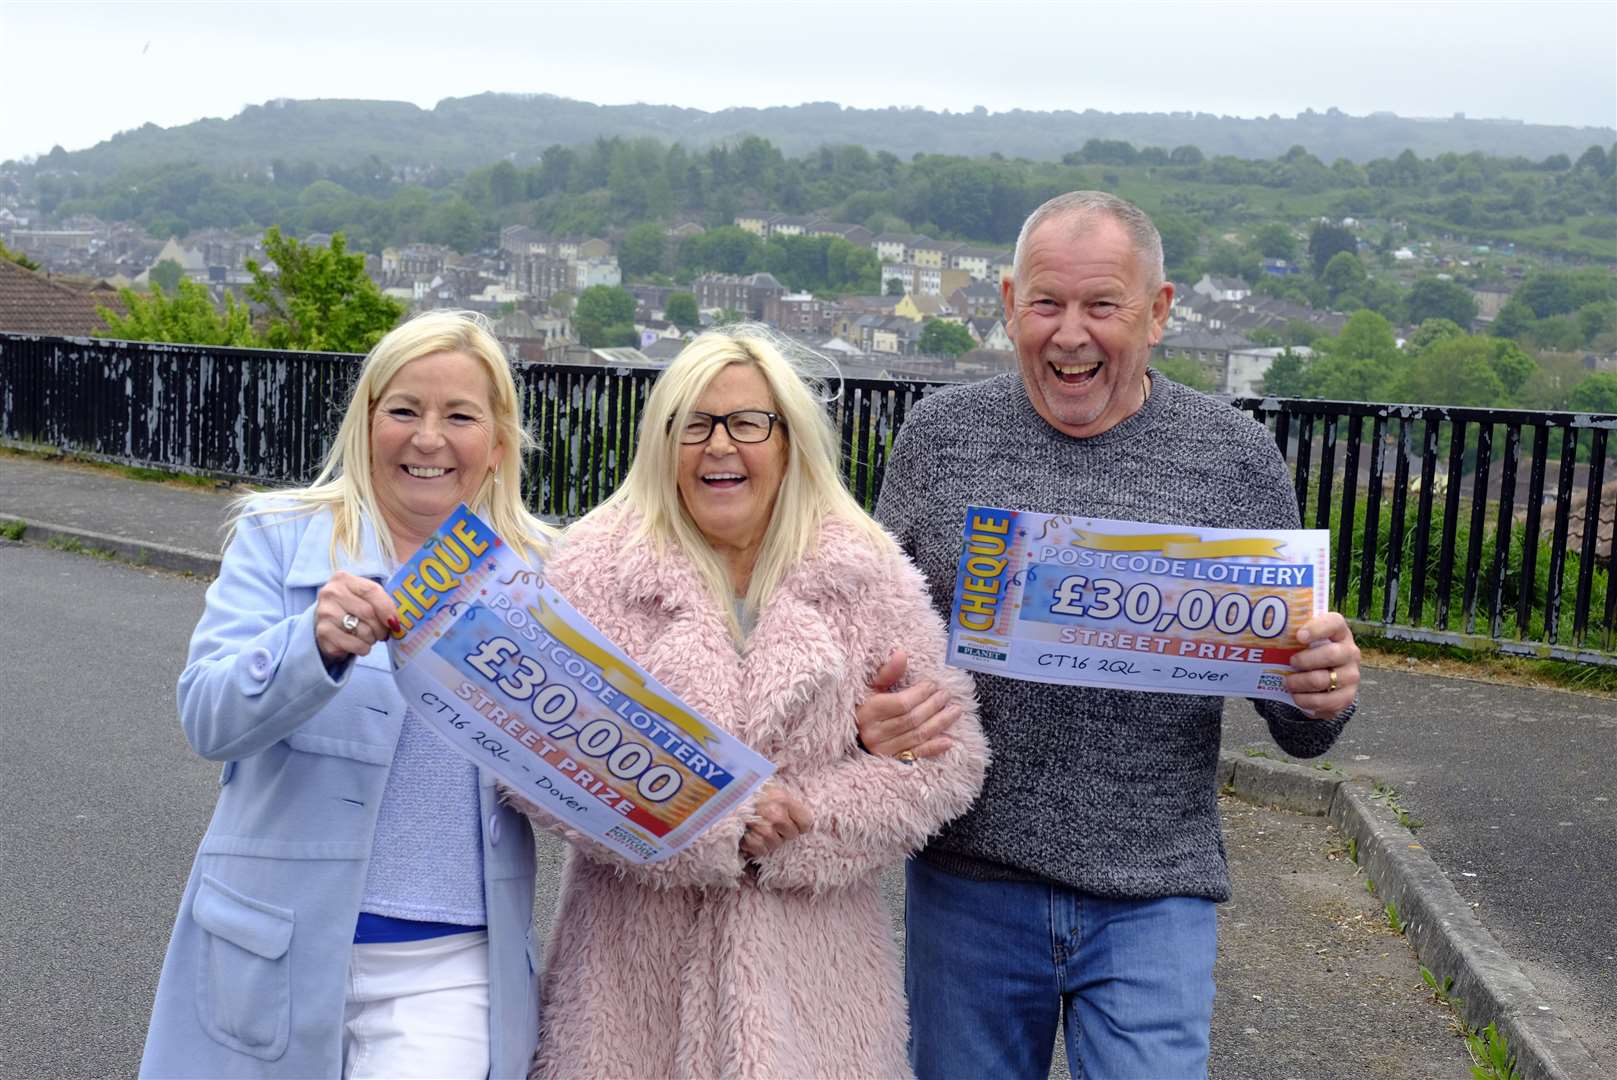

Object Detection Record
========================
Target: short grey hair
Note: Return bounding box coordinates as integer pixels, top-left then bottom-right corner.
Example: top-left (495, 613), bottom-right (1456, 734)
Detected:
top-left (1010, 191), bottom-right (1164, 292)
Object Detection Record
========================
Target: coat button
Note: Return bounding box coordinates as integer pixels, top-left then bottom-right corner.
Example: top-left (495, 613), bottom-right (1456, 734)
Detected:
top-left (488, 814), bottom-right (502, 846)
top-left (247, 647), bottom-right (273, 681)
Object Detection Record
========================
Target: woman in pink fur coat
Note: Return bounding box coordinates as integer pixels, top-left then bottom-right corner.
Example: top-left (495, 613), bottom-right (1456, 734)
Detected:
top-left (508, 326), bottom-right (988, 1079)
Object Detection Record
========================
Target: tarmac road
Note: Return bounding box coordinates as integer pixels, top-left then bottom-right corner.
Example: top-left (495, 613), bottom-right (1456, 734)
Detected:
top-left (0, 544), bottom-right (213, 1078)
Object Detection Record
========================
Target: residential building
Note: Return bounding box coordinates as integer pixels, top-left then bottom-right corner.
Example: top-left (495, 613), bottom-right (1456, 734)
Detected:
top-left (950, 280), bottom-right (1004, 320)
top-left (854, 313), bottom-right (922, 355)
top-left (1472, 285), bottom-right (1514, 323)
top-left (0, 259), bottom-right (124, 336)
top-left (693, 272), bottom-right (785, 319)
top-left (893, 293), bottom-right (952, 322)
top-left (965, 318), bottom-right (1014, 352)
top-left (806, 221), bottom-right (873, 248)
top-left (572, 257), bottom-right (622, 291)
top-left (382, 243), bottom-right (451, 279)
top-left (910, 238), bottom-right (951, 269)
top-left (1223, 345), bottom-right (1311, 397)
top-left (947, 245), bottom-right (1011, 282)
top-left (766, 215), bottom-right (817, 239)
top-left (626, 283), bottom-right (678, 315)
top-left (516, 253), bottom-right (573, 302)
top-left (1155, 328), bottom-right (1258, 387)
top-left (764, 291), bottom-right (827, 334)
top-left (873, 233), bottom-right (930, 264)
top-left (146, 236), bottom-right (209, 283)
top-left (1192, 274), bottom-right (1252, 303)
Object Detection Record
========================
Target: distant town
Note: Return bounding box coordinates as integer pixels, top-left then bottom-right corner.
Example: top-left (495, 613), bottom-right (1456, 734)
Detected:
top-left (1, 202), bottom-right (1596, 397)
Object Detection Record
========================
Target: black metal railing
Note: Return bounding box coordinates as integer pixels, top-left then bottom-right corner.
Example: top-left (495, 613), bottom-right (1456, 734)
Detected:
top-left (3, 332), bottom-right (1613, 663)
top-left (1238, 399), bottom-right (1615, 664)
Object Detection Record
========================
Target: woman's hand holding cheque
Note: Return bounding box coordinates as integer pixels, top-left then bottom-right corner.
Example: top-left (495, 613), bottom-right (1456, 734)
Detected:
top-left (313, 570), bottom-right (402, 665)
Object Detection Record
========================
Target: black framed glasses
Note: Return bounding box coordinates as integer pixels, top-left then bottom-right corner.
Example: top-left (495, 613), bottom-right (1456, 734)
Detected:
top-left (673, 410), bottom-right (782, 445)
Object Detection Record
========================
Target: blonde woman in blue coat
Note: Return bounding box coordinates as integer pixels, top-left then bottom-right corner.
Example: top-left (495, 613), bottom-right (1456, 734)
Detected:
top-left (140, 311), bottom-right (550, 1078)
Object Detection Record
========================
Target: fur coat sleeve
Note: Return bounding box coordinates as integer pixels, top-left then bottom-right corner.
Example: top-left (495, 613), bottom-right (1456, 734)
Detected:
top-left (749, 550), bottom-right (988, 893)
top-left (504, 505), bottom-right (987, 894)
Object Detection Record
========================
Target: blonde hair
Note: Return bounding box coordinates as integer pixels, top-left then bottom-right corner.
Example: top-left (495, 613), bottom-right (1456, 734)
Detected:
top-left (232, 309), bottom-right (551, 563)
top-left (592, 324), bottom-right (892, 643)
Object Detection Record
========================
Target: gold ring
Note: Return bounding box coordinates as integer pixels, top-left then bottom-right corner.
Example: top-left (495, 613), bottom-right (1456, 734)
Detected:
top-left (1328, 668), bottom-right (1338, 692)
top-left (896, 750), bottom-right (917, 764)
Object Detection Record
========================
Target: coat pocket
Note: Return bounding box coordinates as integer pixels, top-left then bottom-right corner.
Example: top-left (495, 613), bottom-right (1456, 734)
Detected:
top-left (191, 875), bottom-right (294, 1060)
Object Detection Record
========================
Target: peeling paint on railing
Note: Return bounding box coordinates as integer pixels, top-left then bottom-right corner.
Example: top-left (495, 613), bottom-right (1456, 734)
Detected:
top-left (2, 333), bottom-right (1612, 662)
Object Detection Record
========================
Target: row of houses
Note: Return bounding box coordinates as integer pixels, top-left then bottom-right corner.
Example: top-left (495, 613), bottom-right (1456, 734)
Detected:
top-left (732, 214), bottom-right (1015, 299)
top-left (1152, 274), bottom-right (1351, 395)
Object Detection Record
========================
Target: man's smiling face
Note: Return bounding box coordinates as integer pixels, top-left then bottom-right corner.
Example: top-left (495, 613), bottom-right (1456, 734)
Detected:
top-left (1003, 215), bottom-right (1172, 438)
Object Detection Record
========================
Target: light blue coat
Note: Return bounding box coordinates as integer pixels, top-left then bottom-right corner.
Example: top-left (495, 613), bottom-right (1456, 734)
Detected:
top-left (140, 504), bottom-right (540, 1078)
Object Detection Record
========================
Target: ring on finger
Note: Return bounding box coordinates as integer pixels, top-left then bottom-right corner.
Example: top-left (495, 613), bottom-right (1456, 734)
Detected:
top-left (1328, 668), bottom-right (1338, 692)
top-left (341, 612), bottom-right (360, 633)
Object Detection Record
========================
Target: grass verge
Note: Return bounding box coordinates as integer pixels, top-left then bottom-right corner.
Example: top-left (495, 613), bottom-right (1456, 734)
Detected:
top-left (0, 444), bottom-right (241, 492)
top-left (1360, 635), bottom-right (1617, 698)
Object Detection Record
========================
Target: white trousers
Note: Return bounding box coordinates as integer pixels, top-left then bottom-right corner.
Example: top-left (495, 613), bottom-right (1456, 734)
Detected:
top-left (342, 931), bottom-right (491, 1080)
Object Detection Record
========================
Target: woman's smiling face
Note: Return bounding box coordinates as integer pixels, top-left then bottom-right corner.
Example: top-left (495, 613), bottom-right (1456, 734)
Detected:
top-left (369, 349), bottom-right (503, 547)
top-left (676, 362), bottom-right (788, 561)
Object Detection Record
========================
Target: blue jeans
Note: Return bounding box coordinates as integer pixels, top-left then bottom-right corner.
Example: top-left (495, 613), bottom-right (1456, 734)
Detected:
top-left (905, 857), bottom-right (1216, 1080)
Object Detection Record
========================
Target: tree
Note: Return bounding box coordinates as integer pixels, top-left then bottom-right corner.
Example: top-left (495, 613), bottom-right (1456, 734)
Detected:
top-left (1249, 223), bottom-right (1298, 261)
top-left (1169, 145), bottom-right (1204, 165)
top-left (918, 319), bottom-right (974, 357)
top-left (1319, 251), bottom-right (1368, 302)
top-left (1258, 350), bottom-right (1313, 397)
top-left (1308, 221), bottom-right (1357, 277)
top-left (1306, 309), bottom-right (1402, 401)
top-left (665, 292), bottom-right (699, 333)
top-left (1406, 319), bottom-right (1466, 355)
top-left (1154, 214), bottom-right (1199, 273)
top-left (573, 285), bottom-right (638, 347)
top-left (0, 239), bottom-right (40, 271)
top-left (1392, 336), bottom-right (1513, 407)
top-left (97, 279), bottom-right (258, 347)
top-left (618, 223), bottom-right (666, 279)
top-left (244, 228), bottom-right (404, 353)
top-left (1069, 139), bottom-right (1138, 166)
top-left (1406, 277), bottom-right (1478, 328)
top-left (149, 258), bottom-right (184, 295)
top-left (680, 225), bottom-right (759, 275)
top-left (885, 276), bottom-right (907, 296)
top-left (1491, 297), bottom-right (1535, 341)
top-left (1154, 355), bottom-right (1214, 392)
top-left (1569, 372), bottom-right (1617, 413)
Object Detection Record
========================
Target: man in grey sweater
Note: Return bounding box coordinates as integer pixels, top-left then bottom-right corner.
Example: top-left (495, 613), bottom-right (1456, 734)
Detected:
top-left (855, 192), bottom-right (1362, 1080)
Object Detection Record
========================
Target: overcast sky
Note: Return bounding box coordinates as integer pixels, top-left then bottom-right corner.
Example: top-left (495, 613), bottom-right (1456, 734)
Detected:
top-left (2, 0), bottom-right (1613, 163)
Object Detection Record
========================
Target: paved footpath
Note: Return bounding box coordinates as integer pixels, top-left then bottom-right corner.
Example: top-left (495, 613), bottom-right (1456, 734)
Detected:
top-left (1227, 672), bottom-right (1616, 1065)
top-left (3, 449), bottom-right (1604, 1079)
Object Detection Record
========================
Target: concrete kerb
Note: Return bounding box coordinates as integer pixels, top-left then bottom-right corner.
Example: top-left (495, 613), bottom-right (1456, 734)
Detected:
top-left (0, 514), bottom-right (221, 578)
top-left (1222, 751), bottom-right (1602, 1080)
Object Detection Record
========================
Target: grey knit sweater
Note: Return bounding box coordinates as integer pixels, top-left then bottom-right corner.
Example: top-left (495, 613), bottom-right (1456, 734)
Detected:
top-left (875, 371), bottom-right (1351, 902)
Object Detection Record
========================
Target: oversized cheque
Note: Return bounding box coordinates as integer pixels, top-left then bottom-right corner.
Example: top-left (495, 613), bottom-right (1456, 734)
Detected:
top-left (385, 506), bottom-right (774, 864)
top-left (946, 507), bottom-right (1330, 703)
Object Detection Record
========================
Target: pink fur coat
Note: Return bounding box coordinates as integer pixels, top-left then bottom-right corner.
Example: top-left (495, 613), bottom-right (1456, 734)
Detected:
top-left (510, 507), bottom-right (987, 1080)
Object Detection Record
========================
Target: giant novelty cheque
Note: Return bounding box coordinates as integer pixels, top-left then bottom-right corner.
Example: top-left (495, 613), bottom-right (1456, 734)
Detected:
top-left (384, 506), bottom-right (774, 864)
top-left (947, 507), bottom-right (1330, 703)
